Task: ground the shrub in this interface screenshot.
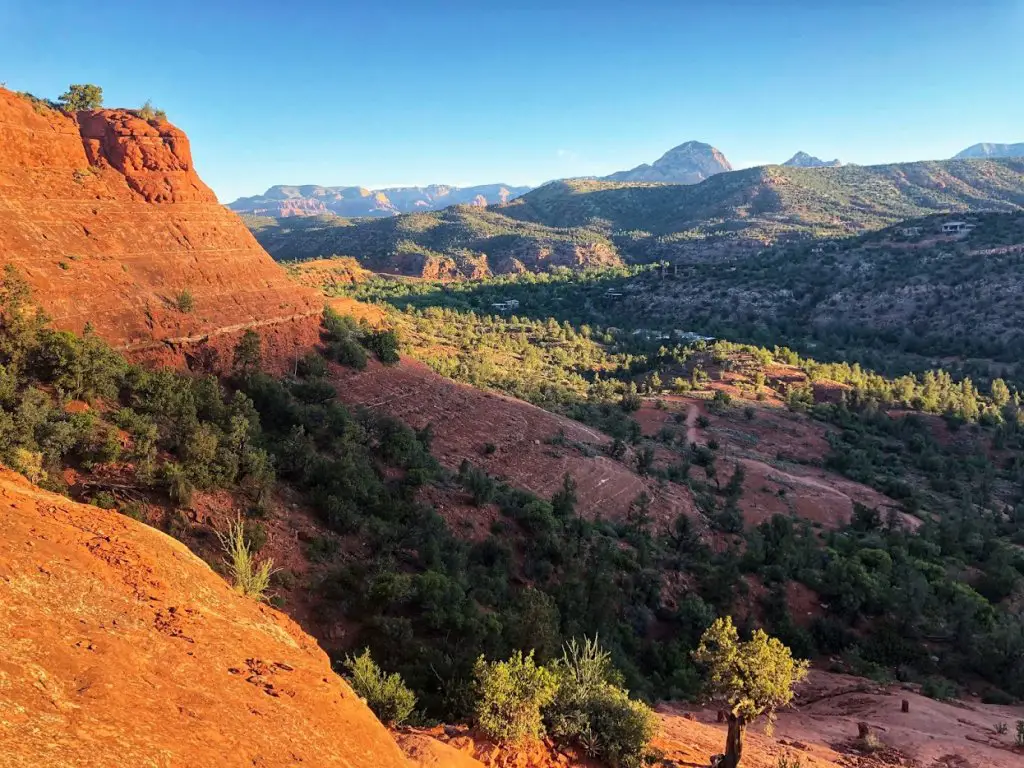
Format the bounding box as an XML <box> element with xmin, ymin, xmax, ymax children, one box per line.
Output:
<box><xmin>921</xmin><ymin>676</ymin><xmax>956</xmax><ymax>701</ymax></box>
<box><xmin>1016</xmin><ymin>720</ymin><xmax>1024</xmax><ymax>748</ymax></box>
<box><xmin>296</xmin><ymin>352</ymin><xmax>328</xmax><ymax>378</ymax></box>
<box><xmin>365</xmin><ymin>328</ymin><xmax>401</xmax><ymax>364</ymax></box>
<box><xmin>136</xmin><ymin>100</ymin><xmax>167</xmax><ymax>121</ymax></box>
<box><xmin>90</xmin><ymin>491</ymin><xmax>117</xmax><ymax>509</ymax></box>
<box><xmin>546</xmin><ymin>638</ymin><xmax>656</xmax><ymax>768</ymax></box>
<box><xmin>120</xmin><ymin>501</ymin><xmax>146</xmax><ymax>521</ymax></box>
<box><xmin>217</xmin><ymin>516</ymin><xmax>275</xmax><ymax>601</ymax></box>
<box><xmin>995</xmin><ymin>721</ymin><xmax>1008</xmax><ymax>735</ymax></box>
<box><xmin>343</xmin><ymin>649</ymin><xmax>417</xmax><ymax>726</ymax></box>
<box><xmin>982</xmin><ymin>689</ymin><xmax>1016</xmax><ymax>705</ymax></box>
<box><xmin>474</xmin><ymin>651</ymin><xmax>557</xmax><ymax>744</ymax></box>
<box><xmin>175</xmin><ymin>289</ymin><xmax>195</xmax><ymax>313</ymax></box>
<box><xmin>58</xmin><ymin>83</ymin><xmax>103</xmax><ymax>111</ymax></box>
<box><xmin>305</xmin><ymin>534</ymin><xmax>341</xmax><ymax>563</ymax></box>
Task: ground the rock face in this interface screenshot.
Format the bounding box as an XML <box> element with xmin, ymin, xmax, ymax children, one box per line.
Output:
<box><xmin>0</xmin><ymin>467</ymin><xmax>411</xmax><ymax>768</ymax></box>
<box><xmin>783</xmin><ymin>151</ymin><xmax>842</xmax><ymax>168</ymax></box>
<box><xmin>229</xmin><ymin>182</ymin><xmax>533</xmax><ymax>218</ymax></box>
<box><xmin>604</xmin><ymin>140</ymin><xmax>732</xmax><ymax>184</ymax></box>
<box><xmin>954</xmin><ymin>142</ymin><xmax>1024</xmax><ymax>159</ymax></box>
<box><xmin>0</xmin><ymin>88</ymin><xmax>321</xmax><ymax>352</ymax></box>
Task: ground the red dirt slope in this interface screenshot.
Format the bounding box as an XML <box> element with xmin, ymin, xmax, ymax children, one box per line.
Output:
<box><xmin>656</xmin><ymin>671</ymin><xmax>1024</xmax><ymax>768</ymax></box>
<box><xmin>0</xmin><ymin>468</ymin><xmax>410</xmax><ymax>768</ymax></box>
<box><xmin>332</xmin><ymin>357</ymin><xmax>693</xmax><ymax>523</ymax></box>
<box><xmin>0</xmin><ymin>88</ymin><xmax>321</xmax><ymax>354</ymax></box>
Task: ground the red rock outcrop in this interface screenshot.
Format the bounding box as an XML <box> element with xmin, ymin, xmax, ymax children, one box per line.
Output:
<box><xmin>0</xmin><ymin>467</ymin><xmax>411</xmax><ymax>767</ymax></box>
<box><xmin>0</xmin><ymin>88</ymin><xmax>321</xmax><ymax>353</ymax></box>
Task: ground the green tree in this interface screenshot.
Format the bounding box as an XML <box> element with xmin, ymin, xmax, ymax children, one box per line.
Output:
<box><xmin>233</xmin><ymin>330</ymin><xmax>262</xmax><ymax>375</ymax></box>
<box><xmin>693</xmin><ymin>617</ymin><xmax>809</xmax><ymax>768</ymax></box>
<box><xmin>58</xmin><ymin>84</ymin><xmax>103</xmax><ymax>111</ymax></box>
<box><xmin>991</xmin><ymin>378</ymin><xmax>1011</xmax><ymax>408</ymax></box>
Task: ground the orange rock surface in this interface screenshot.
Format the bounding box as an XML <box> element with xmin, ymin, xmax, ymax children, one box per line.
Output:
<box><xmin>0</xmin><ymin>468</ymin><xmax>411</xmax><ymax>768</ymax></box>
<box><xmin>0</xmin><ymin>88</ymin><xmax>321</xmax><ymax>353</ymax></box>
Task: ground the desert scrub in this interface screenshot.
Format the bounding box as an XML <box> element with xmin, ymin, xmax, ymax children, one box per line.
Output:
<box><xmin>474</xmin><ymin>651</ymin><xmax>556</xmax><ymax>744</ymax></box>
<box><xmin>218</xmin><ymin>516</ymin><xmax>275</xmax><ymax>601</ymax></box>
<box><xmin>343</xmin><ymin>649</ymin><xmax>417</xmax><ymax>726</ymax></box>
<box><xmin>175</xmin><ymin>289</ymin><xmax>195</xmax><ymax>313</ymax></box>
<box><xmin>545</xmin><ymin>637</ymin><xmax>657</xmax><ymax>768</ymax></box>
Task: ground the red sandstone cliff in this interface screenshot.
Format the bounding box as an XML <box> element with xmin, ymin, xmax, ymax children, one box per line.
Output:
<box><xmin>0</xmin><ymin>88</ymin><xmax>321</xmax><ymax>353</ymax></box>
<box><xmin>0</xmin><ymin>467</ymin><xmax>411</xmax><ymax>767</ymax></box>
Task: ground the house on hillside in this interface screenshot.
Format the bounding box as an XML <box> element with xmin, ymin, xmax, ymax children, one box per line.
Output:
<box><xmin>491</xmin><ymin>299</ymin><xmax>520</xmax><ymax>312</ymax></box>
<box><xmin>899</xmin><ymin>226</ymin><xmax>922</xmax><ymax>237</ymax></box>
<box><xmin>603</xmin><ymin>288</ymin><xmax>624</xmax><ymax>299</ymax></box>
<box><xmin>673</xmin><ymin>330</ymin><xmax>716</xmax><ymax>344</ymax></box>
<box><xmin>941</xmin><ymin>221</ymin><xmax>975</xmax><ymax>235</ymax></box>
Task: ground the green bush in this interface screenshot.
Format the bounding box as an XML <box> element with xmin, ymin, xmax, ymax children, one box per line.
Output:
<box><xmin>175</xmin><ymin>289</ymin><xmax>195</xmax><ymax>313</ymax></box>
<box><xmin>136</xmin><ymin>100</ymin><xmax>167</xmax><ymax>121</ymax></box>
<box><xmin>217</xmin><ymin>516</ymin><xmax>275</xmax><ymax>601</ymax></box>
<box><xmin>545</xmin><ymin>638</ymin><xmax>656</xmax><ymax>768</ymax></box>
<box><xmin>474</xmin><ymin>651</ymin><xmax>557</xmax><ymax>744</ymax></box>
<box><xmin>160</xmin><ymin>462</ymin><xmax>194</xmax><ymax>507</ymax></box>
<box><xmin>921</xmin><ymin>676</ymin><xmax>957</xmax><ymax>701</ymax></box>
<box><xmin>89</xmin><ymin>490</ymin><xmax>117</xmax><ymax>509</ymax></box>
<box><xmin>343</xmin><ymin>649</ymin><xmax>417</xmax><ymax>726</ymax></box>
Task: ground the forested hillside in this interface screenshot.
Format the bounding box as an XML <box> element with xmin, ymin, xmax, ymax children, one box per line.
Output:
<box><xmin>247</xmin><ymin>158</ymin><xmax>1024</xmax><ymax>274</ymax></box>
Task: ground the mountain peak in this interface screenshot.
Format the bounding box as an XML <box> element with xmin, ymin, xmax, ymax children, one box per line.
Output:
<box><xmin>954</xmin><ymin>142</ymin><xmax>1024</xmax><ymax>159</ymax></box>
<box><xmin>783</xmin><ymin>151</ymin><xmax>842</xmax><ymax>168</ymax></box>
<box><xmin>604</xmin><ymin>140</ymin><xmax>732</xmax><ymax>184</ymax></box>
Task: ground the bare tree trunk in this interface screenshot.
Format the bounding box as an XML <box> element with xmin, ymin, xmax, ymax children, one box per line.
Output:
<box><xmin>720</xmin><ymin>713</ymin><xmax>746</xmax><ymax>768</ymax></box>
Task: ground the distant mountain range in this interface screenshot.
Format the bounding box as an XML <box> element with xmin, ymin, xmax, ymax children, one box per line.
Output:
<box><xmin>783</xmin><ymin>151</ymin><xmax>842</xmax><ymax>168</ymax></box>
<box><xmin>232</xmin><ymin>139</ymin><xmax>1020</xmax><ymax>221</ymax></box>
<box><xmin>228</xmin><ymin>183</ymin><xmax>532</xmax><ymax>218</ymax></box>
<box><xmin>245</xmin><ymin>157</ymin><xmax>1024</xmax><ymax>277</ymax></box>
<box><xmin>954</xmin><ymin>142</ymin><xmax>1024</xmax><ymax>159</ymax></box>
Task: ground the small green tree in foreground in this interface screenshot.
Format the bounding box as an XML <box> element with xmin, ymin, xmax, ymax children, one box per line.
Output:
<box><xmin>217</xmin><ymin>516</ymin><xmax>274</xmax><ymax>601</ymax></box>
<box><xmin>693</xmin><ymin>617</ymin><xmax>809</xmax><ymax>768</ymax></box>
<box><xmin>343</xmin><ymin>649</ymin><xmax>417</xmax><ymax>725</ymax></box>
<box><xmin>58</xmin><ymin>84</ymin><xmax>103</xmax><ymax>111</ymax></box>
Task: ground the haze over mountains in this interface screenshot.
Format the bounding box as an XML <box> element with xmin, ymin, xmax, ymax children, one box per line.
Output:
<box><xmin>228</xmin><ymin>183</ymin><xmax>532</xmax><ymax>218</ymax></box>
<box><xmin>229</xmin><ymin>141</ymin><xmax>857</xmax><ymax>217</ymax></box>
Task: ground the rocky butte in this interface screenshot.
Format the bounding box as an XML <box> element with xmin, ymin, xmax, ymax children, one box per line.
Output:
<box><xmin>0</xmin><ymin>87</ymin><xmax>322</xmax><ymax>363</ymax></box>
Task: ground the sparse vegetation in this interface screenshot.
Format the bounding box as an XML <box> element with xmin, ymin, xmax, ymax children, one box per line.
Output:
<box><xmin>217</xmin><ymin>516</ymin><xmax>275</xmax><ymax>601</ymax></box>
<box><xmin>474</xmin><ymin>651</ymin><xmax>557</xmax><ymax>744</ymax></box>
<box><xmin>343</xmin><ymin>649</ymin><xmax>417</xmax><ymax>726</ymax></box>
<box><xmin>136</xmin><ymin>99</ymin><xmax>167</xmax><ymax>121</ymax></box>
<box><xmin>175</xmin><ymin>289</ymin><xmax>195</xmax><ymax>313</ymax></box>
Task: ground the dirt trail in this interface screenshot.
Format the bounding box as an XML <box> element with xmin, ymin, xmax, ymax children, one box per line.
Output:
<box><xmin>686</xmin><ymin>402</ymin><xmax>701</xmax><ymax>445</ymax></box>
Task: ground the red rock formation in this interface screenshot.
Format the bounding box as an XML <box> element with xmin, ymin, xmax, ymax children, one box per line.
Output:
<box><xmin>0</xmin><ymin>467</ymin><xmax>411</xmax><ymax>767</ymax></box>
<box><xmin>0</xmin><ymin>88</ymin><xmax>321</xmax><ymax>354</ymax></box>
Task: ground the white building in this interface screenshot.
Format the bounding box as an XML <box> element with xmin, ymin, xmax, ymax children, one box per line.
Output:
<box><xmin>941</xmin><ymin>221</ymin><xmax>975</xmax><ymax>235</ymax></box>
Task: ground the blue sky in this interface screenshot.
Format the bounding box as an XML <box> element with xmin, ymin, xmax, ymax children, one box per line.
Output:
<box><xmin>2</xmin><ymin>1</ymin><xmax>1022</xmax><ymax>202</ymax></box>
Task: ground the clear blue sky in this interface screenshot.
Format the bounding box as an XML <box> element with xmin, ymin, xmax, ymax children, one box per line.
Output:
<box><xmin>2</xmin><ymin>0</ymin><xmax>1022</xmax><ymax>202</ymax></box>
